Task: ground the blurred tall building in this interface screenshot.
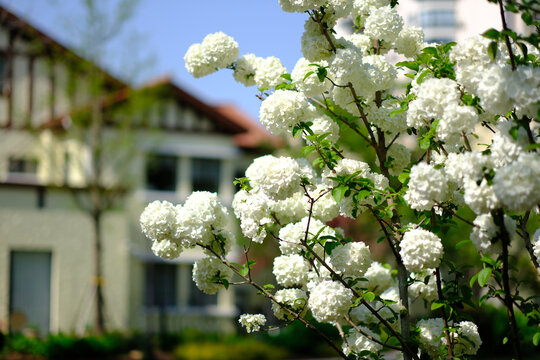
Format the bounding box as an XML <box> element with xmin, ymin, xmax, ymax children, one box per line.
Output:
<box><xmin>0</xmin><ymin>5</ymin><xmax>274</xmax><ymax>335</ymax></box>
<box><xmin>397</xmin><ymin>0</ymin><xmax>531</xmax><ymax>43</ymax></box>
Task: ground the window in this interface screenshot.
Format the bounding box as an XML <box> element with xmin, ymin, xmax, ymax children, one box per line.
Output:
<box><xmin>191</xmin><ymin>158</ymin><xmax>220</xmax><ymax>193</ymax></box>
<box><xmin>8</xmin><ymin>157</ymin><xmax>38</xmax><ymax>174</ymax></box>
<box><xmin>144</xmin><ymin>263</ymin><xmax>177</xmax><ymax>308</ymax></box>
<box><xmin>0</xmin><ymin>54</ymin><xmax>8</xmax><ymax>95</ymax></box>
<box><xmin>146</xmin><ymin>154</ymin><xmax>177</xmax><ymax>191</ymax></box>
<box><xmin>420</xmin><ymin>9</ymin><xmax>455</xmax><ymax>27</ymax></box>
<box><xmin>6</xmin><ymin>157</ymin><xmax>39</xmax><ymax>184</ymax></box>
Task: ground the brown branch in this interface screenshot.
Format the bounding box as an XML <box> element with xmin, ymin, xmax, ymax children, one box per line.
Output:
<box><xmin>344</xmin><ymin>316</ymin><xmax>403</xmax><ymax>352</ymax></box>
<box><xmin>498</xmin><ymin>0</ymin><xmax>517</xmax><ymax>71</ymax></box>
<box><xmin>435</xmin><ymin>268</ymin><xmax>454</xmax><ymax>359</ymax></box>
<box><xmin>497</xmin><ymin>209</ymin><xmax>522</xmax><ymax>359</ymax></box>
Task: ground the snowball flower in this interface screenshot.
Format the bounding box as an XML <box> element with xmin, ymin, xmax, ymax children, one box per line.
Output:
<box><xmin>532</xmin><ymin>229</ymin><xmax>540</xmax><ymax>263</ymax></box>
<box><xmin>140</xmin><ymin>200</ymin><xmax>179</xmax><ymax>242</ymax></box>
<box><xmin>273</xmin><ymin>254</ymin><xmax>310</xmax><ymax>287</ymax></box>
<box><xmin>417</xmin><ymin>318</ymin><xmax>445</xmax><ymax>358</ymax></box>
<box><xmin>279</xmin><ymin>217</ymin><xmax>336</xmax><ymax>255</ymax></box>
<box><xmin>151</xmin><ymin>238</ymin><xmax>182</xmax><ymax>259</ymax></box>
<box><xmin>184</xmin><ymin>32</ymin><xmax>239</xmax><ymax>78</ymax></box>
<box><xmin>238</xmin><ymin>314</ymin><xmax>266</xmax><ymax>333</ymax></box>
<box><xmin>492</xmin><ymin>152</ymin><xmax>540</xmax><ymax>212</ymax></box>
<box><xmin>357</xmin><ymin>262</ymin><xmax>393</xmax><ymax>294</ymax></box>
<box><xmin>400</xmin><ymin>228</ymin><xmax>443</xmax><ymax>273</ymax></box>
<box><xmin>192</xmin><ymin>256</ymin><xmax>233</xmax><ymax>295</ymax></box>
<box><xmin>343</xmin><ymin>327</ymin><xmax>382</xmax><ymax>355</ymax></box>
<box><xmin>246</xmin><ymin>155</ymin><xmax>302</xmax><ymax>201</ymax></box>
<box><xmin>259</xmin><ymin>90</ymin><xmax>315</xmax><ymax>135</ymax></box>
<box><xmin>309</xmin><ymin>280</ymin><xmax>353</xmax><ymax>323</ymax></box>
<box><xmin>278</xmin><ymin>0</ymin><xmax>325</xmax><ymax>13</ymax></box>
<box><xmin>232</xmin><ymin>190</ymin><xmax>272</xmax><ymax>243</ymax></box>
<box><xmin>328</xmin><ymin>242</ymin><xmax>372</xmax><ymax>277</ymax></box>
<box><xmin>438</xmin><ymin>103</ymin><xmax>478</xmax><ymax>141</ymax></box>
<box><xmin>409</xmin><ymin>270</ymin><xmax>438</xmax><ymax>302</ymax></box>
<box><xmin>463</xmin><ymin>178</ymin><xmax>500</xmax><ymax>214</ymax></box>
<box><xmin>272</xmin><ymin>288</ymin><xmax>308</xmax><ymax>321</ymax></box>
<box><xmin>233</xmin><ymin>53</ymin><xmax>260</xmax><ymax>86</ymax></box>
<box><xmin>291</xmin><ymin>58</ymin><xmax>332</xmax><ymax>97</ymax></box>
<box><xmin>253</xmin><ymin>56</ymin><xmax>287</xmax><ymax>89</ymax></box>
<box><xmin>453</xmin><ymin>321</ymin><xmax>482</xmax><ymax>355</ymax></box>
<box><xmin>404</xmin><ymin>162</ymin><xmax>448</xmax><ymax>211</ymax></box>
<box><xmin>364</xmin><ymin>6</ymin><xmax>403</xmax><ymax>43</ymax></box>
<box><xmin>394</xmin><ymin>26</ymin><xmax>424</xmax><ymax>57</ymax></box>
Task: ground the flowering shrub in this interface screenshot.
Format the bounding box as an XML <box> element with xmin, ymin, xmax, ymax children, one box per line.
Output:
<box><xmin>141</xmin><ymin>1</ymin><xmax>540</xmax><ymax>359</ymax></box>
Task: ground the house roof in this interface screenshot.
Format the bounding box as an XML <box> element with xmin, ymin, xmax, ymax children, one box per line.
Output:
<box><xmin>0</xmin><ymin>5</ymin><xmax>277</xmax><ymax>149</ymax></box>
<box><xmin>0</xmin><ymin>5</ymin><xmax>126</xmax><ymax>90</ymax></box>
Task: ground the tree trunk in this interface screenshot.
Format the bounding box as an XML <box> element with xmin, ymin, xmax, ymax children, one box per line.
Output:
<box><xmin>93</xmin><ymin>211</ymin><xmax>106</xmax><ymax>334</ymax></box>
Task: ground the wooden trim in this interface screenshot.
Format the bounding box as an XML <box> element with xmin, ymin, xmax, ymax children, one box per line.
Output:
<box><xmin>6</xmin><ymin>28</ymin><xmax>15</xmax><ymax>127</ymax></box>
<box><xmin>27</xmin><ymin>54</ymin><xmax>34</xmax><ymax>127</ymax></box>
<box><xmin>48</xmin><ymin>55</ymin><xmax>55</xmax><ymax>121</ymax></box>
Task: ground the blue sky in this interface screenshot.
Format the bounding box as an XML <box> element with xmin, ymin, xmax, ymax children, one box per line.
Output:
<box><xmin>1</xmin><ymin>0</ymin><xmax>308</xmax><ymax>120</ymax></box>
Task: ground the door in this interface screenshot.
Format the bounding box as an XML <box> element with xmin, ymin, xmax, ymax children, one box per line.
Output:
<box><xmin>9</xmin><ymin>251</ymin><xmax>52</xmax><ymax>335</ymax></box>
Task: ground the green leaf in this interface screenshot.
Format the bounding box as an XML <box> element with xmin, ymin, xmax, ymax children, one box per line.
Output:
<box><xmin>396</xmin><ymin>60</ymin><xmax>419</xmax><ymax>72</ymax></box>
<box><xmin>533</xmin><ymin>332</ymin><xmax>540</xmax><ymax>346</ymax></box>
<box><xmin>332</xmin><ymin>185</ymin><xmax>348</xmax><ymax>203</ymax></box>
<box><xmin>488</xmin><ymin>41</ymin><xmax>498</xmax><ymax>61</ymax></box>
<box><xmin>456</xmin><ymin>239</ymin><xmax>472</xmax><ymax>249</ymax></box>
<box><xmin>503</xmin><ymin>336</ymin><xmax>509</xmax><ymax>345</ymax></box>
<box><xmin>481</xmin><ymin>256</ymin><xmax>496</xmax><ymax>266</ymax></box>
<box><xmin>470</xmin><ymin>272</ymin><xmax>479</xmax><ymax>288</ymax></box>
<box><xmin>431</xmin><ymin>301</ymin><xmax>445</xmax><ymax>311</ymax></box>
<box><xmin>398</xmin><ymin>171</ymin><xmax>410</xmax><ymax>184</ymax></box>
<box><xmin>478</xmin><ymin>268</ymin><xmax>492</xmax><ymax>287</ymax></box>
<box><xmin>522</xmin><ymin>11</ymin><xmax>533</xmax><ymax>26</ymax></box>
<box><xmin>363</xmin><ymin>292</ymin><xmax>376</xmax><ymax>303</ymax></box>
<box><xmin>419</xmin><ymin>135</ymin><xmax>431</xmax><ymax>150</ymax></box>
<box><xmin>280</xmin><ymin>73</ymin><xmax>292</xmax><ymax>81</ymax></box>
<box><xmin>525</xmin><ymin>143</ymin><xmax>540</xmax><ymax>151</ymax></box>
<box><xmin>303</xmin><ymin>71</ymin><xmax>314</xmax><ymax>81</ymax></box>
<box><xmin>483</xmin><ymin>28</ymin><xmax>500</xmax><ymax>40</ymax></box>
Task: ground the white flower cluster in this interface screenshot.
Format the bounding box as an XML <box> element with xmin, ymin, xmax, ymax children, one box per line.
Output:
<box><xmin>470</xmin><ymin>213</ymin><xmax>516</xmax><ymax>253</ymax></box>
<box><xmin>279</xmin><ymin>216</ymin><xmax>336</xmax><ymax>255</ymax></box>
<box><xmin>322</xmin><ymin>158</ymin><xmax>388</xmax><ymax>218</ymax></box>
<box><xmin>453</xmin><ymin>321</ymin><xmax>483</xmax><ymax>356</ymax></box>
<box><xmin>417</xmin><ymin>318</ymin><xmax>445</xmax><ymax>358</ymax></box>
<box><xmin>358</xmin><ymin>262</ymin><xmax>393</xmax><ymax>294</ymax></box>
<box><xmin>417</xmin><ymin>318</ymin><xmax>482</xmax><ymax>357</ymax></box>
<box><xmin>185</xmin><ymin>32</ymin><xmax>239</xmax><ymax>78</ymax></box>
<box><xmin>192</xmin><ymin>256</ymin><xmax>233</xmax><ymax>295</ymax></box>
<box><xmin>329</xmin><ymin>241</ymin><xmax>372</xmax><ymax>277</ymax></box>
<box><xmin>343</xmin><ymin>327</ymin><xmax>382</xmax><ymax>355</ymax></box>
<box><xmin>238</xmin><ymin>313</ymin><xmax>266</xmax><ymax>333</ymax></box>
<box><xmin>141</xmin><ymin>192</ymin><xmax>231</xmax><ymax>259</ymax></box>
<box><xmin>394</xmin><ymin>26</ymin><xmax>424</xmax><ymax>58</ymax></box>
<box><xmin>259</xmin><ymin>90</ymin><xmax>315</xmax><ymax>135</ymax></box>
<box><xmin>291</xmin><ymin>58</ymin><xmax>332</xmax><ymax>97</ymax></box>
<box><xmin>451</xmin><ymin>35</ymin><xmax>540</xmax><ymax>118</ymax></box>
<box><xmin>364</xmin><ymin>6</ymin><xmax>403</xmax><ymax>44</ymax></box>
<box><xmin>278</xmin><ymin>0</ymin><xmax>325</xmax><ymax>13</ymax></box>
<box><xmin>246</xmin><ymin>155</ymin><xmax>311</xmax><ymax>201</ymax></box>
<box><xmin>233</xmin><ymin>54</ymin><xmax>288</xmax><ymax>88</ymax></box>
<box><xmin>409</xmin><ymin>269</ymin><xmax>438</xmax><ymax>302</ymax></box>
<box><xmin>532</xmin><ymin>229</ymin><xmax>540</xmax><ymax>263</ymax></box>
<box><xmin>308</xmin><ymin>280</ymin><xmax>352</xmax><ymax>323</ymax></box>
<box><xmin>400</xmin><ymin>228</ymin><xmax>443</xmax><ymax>273</ymax></box>
<box><xmin>272</xmin><ymin>288</ymin><xmax>308</xmax><ymax>321</ymax></box>
<box><xmin>273</xmin><ymin>254</ymin><xmax>310</xmax><ymax>287</ymax></box>
<box><xmin>404</xmin><ymin>162</ymin><xmax>448</xmax><ymax>211</ymax></box>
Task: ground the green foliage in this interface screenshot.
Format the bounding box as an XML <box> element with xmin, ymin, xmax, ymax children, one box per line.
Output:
<box><xmin>173</xmin><ymin>339</ymin><xmax>287</xmax><ymax>360</ymax></box>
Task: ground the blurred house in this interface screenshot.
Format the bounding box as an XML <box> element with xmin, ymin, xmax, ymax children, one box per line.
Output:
<box><xmin>0</xmin><ymin>6</ymin><xmax>274</xmax><ymax>336</ymax></box>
